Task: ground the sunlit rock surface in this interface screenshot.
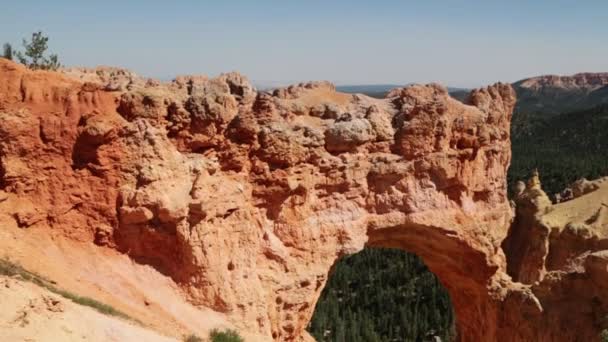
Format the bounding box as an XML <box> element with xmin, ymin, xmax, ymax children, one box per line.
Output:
<box><xmin>1</xmin><ymin>59</ymin><xmax>607</xmax><ymax>341</ymax></box>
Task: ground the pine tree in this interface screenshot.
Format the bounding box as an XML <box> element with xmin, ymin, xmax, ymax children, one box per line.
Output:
<box><xmin>14</xmin><ymin>31</ymin><xmax>61</xmax><ymax>70</ymax></box>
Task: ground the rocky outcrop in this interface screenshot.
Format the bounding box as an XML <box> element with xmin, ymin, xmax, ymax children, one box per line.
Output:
<box><xmin>555</xmin><ymin>177</ymin><xmax>608</xmax><ymax>203</ymax></box>
<box><xmin>502</xmin><ymin>171</ymin><xmax>553</xmax><ymax>283</ymax></box>
<box><xmin>503</xmin><ymin>173</ymin><xmax>608</xmax><ymax>341</ymax></box>
<box><xmin>1</xmin><ymin>58</ymin><xmax>607</xmax><ymax>341</ymax></box>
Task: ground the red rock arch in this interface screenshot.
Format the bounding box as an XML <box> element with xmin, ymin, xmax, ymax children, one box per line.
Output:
<box><xmin>3</xmin><ymin>59</ymin><xmax>606</xmax><ymax>341</ymax></box>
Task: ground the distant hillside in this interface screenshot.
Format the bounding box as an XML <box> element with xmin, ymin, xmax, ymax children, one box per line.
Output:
<box><xmin>513</xmin><ymin>72</ymin><xmax>608</xmax><ymax>116</ymax></box>
<box><xmin>509</xmin><ymin>72</ymin><xmax>608</xmax><ymax>196</ymax></box>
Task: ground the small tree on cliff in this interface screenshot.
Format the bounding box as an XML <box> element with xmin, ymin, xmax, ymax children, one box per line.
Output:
<box><xmin>2</xmin><ymin>43</ymin><xmax>13</xmax><ymax>60</ymax></box>
<box><xmin>14</xmin><ymin>31</ymin><xmax>61</xmax><ymax>70</ymax></box>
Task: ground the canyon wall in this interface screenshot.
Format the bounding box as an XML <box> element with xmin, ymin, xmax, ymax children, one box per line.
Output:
<box><xmin>0</xmin><ymin>59</ymin><xmax>607</xmax><ymax>341</ymax></box>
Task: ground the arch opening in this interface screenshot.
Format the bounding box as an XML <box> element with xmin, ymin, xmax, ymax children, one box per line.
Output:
<box><xmin>308</xmin><ymin>247</ymin><xmax>455</xmax><ymax>341</ymax></box>
<box><xmin>306</xmin><ymin>220</ymin><xmax>504</xmax><ymax>342</ymax></box>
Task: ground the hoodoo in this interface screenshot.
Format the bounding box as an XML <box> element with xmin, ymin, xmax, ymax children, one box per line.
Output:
<box><xmin>1</xmin><ymin>58</ymin><xmax>607</xmax><ymax>341</ymax></box>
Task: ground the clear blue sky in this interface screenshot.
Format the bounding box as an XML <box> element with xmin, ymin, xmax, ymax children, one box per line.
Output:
<box><xmin>1</xmin><ymin>1</ymin><xmax>607</xmax><ymax>87</ymax></box>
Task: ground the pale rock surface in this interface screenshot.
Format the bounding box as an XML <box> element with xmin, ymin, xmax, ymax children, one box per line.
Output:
<box><xmin>0</xmin><ymin>275</ymin><xmax>177</xmax><ymax>342</ymax></box>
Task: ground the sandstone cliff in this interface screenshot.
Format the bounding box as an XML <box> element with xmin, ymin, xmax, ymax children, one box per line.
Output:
<box><xmin>0</xmin><ymin>58</ymin><xmax>607</xmax><ymax>341</ymax></box>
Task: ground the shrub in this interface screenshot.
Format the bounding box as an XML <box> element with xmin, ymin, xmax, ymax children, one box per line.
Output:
<box><xmin>2</xmin><ymin>43</ymin><xmax>12</xmax><ymax>60</ymax></box>
<box><xmin>209</xmin><ymin>328</ymin><xmax>244</xmax><ymax>342</ymax></box>
<box><xmin>183</xmin><ymin>334</ymin><xmax>203</xmax><ymax>342</ymax></box>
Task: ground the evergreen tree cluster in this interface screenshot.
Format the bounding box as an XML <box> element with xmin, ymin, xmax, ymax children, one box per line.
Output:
<box><xmin>509</xmin><ymin>104</ymin><xmax>608</xmax><ymax>196</ymax></box>
<box><xmin>308</xmin><ymin>248</ymin><xmax>454</xmax><ymax>342</ymax></box>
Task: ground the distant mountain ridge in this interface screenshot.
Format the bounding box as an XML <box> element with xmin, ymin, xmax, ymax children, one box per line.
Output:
<box><xmin>513</xmin><ymin>72</ymin><xmax>608</xmax><ymax>115</ymax></box>
<box><xmin>256</xmin><ymin>72</ymin><xmax>608</xmax><ymax>114</ymax></box>
<box><xmin>515</xmin><ymin>72</ymin><xmax>608</xmax><ymax>91</ymax></box>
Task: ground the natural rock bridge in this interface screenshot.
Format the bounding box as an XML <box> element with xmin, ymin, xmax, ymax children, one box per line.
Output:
<box><xmin>0</xmin><ymin>59</ymin><xmax>607</xmax><ymax>341</ymax></box>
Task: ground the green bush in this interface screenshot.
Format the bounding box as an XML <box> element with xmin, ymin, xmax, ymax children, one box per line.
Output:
<box><xmin>209</xmin><ymin>328</ymin><xmax>244</xmax><ymax>342</ymax></box>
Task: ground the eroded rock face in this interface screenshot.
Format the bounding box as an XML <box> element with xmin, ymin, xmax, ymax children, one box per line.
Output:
<box><xmin>0</xmin><ymin>59</ymin><xmax>607</xmax><ymax>341</ymax></box>
<box><xmin>503</xmin><ymin>175</ymin><xmax>608</xmax><ymax>341</ymax></box>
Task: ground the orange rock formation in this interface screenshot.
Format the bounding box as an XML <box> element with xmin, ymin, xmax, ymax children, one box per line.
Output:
<box><xmin>0</xmin><ymin>59</ymin><xmax>607</xmax><ymax>341</ymax></box>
